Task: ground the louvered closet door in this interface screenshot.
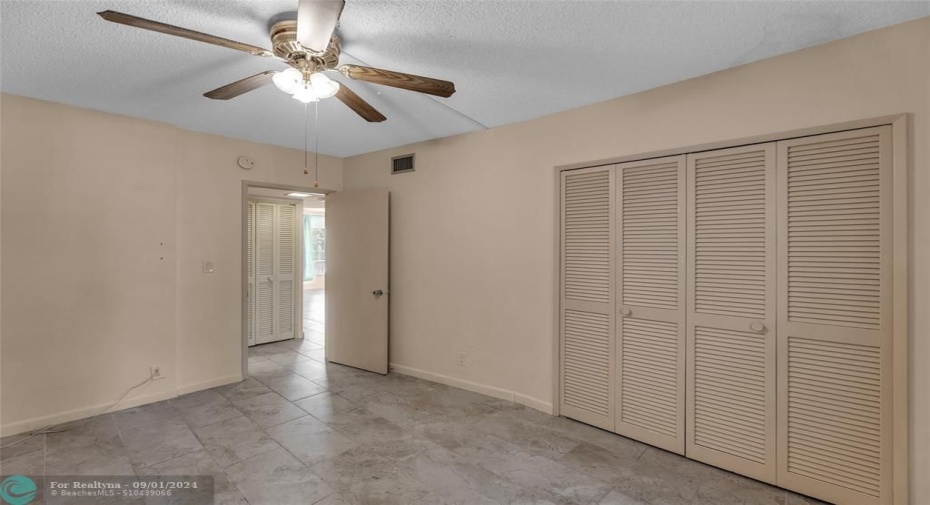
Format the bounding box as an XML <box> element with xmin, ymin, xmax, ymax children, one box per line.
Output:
<box><xmin>275</xmin><ymin>203</ymin><xmax>297</xmax><ymax>341</ymax></box>
<box><xmin>248</xmin><ymin>201</ymin><xmax>255</xmax><ymax>346</ymax></box>
<box><xmin>615</xmin><ymin>155</ymin><xmax>686</xmax><ymax>454</ymax></box>
<box><xmin>776</xmin><ymin>127</ymin><xmax>893</xmax><ymax>504</ymax></box>
<box><xmin>255</xmin><ymin>202</ymin><xmax>276</xmax><ymax>345</ymax></box>
<box><xmin>560</xmin><ymin>166</ymin><xmax>615</xmax><ymax>430</ymax></box>
<box><xmin>686</xmin><ymin>144</ymin><xmax>777</xmax><ymax>483</ymax></box>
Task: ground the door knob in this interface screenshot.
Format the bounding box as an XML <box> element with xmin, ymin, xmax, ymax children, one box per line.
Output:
<box><xmin>621</xmin><ymin>307</ymin><xmax>631</xmax><ymax>317</ymax></box>
<box><xmin>372</xmin><ymin>289</ymin><xmax>385</xmax><ymax>297</ymax></box>
<box><xmin>750</xmin><ymin>322</ymin><xmax>765</xmax><ymax>333</ymax></box>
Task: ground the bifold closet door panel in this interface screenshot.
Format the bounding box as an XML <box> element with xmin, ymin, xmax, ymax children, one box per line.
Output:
<box><xmin>776</xmin><ymin>126</ymin><xmax>893</xmax><ymax>504</ymax></box>
<box><xmin>615</xmin><ymin>155</ymin><xmax>686</xmax><ymax>454</ymax></box>
<box><xmin>248</xmin><ymin>201</ymin><xmax>255</xmax><ymax>346</ymax></box>
<box><xmin>255</xmin><ymin>201</ymin><xmax>276</xmax><ymax>344</ymax></box>
<box><xmin>253</xmin><ymin>200</ymin><xmax>298</xmax><ymax>345</ymax></box>
<box><xmin>275</xmin><ymin>203</ymin><xmax>297</xmax><ymax>340</ymax></box>
<box><xmin>686</xmin><ymin>144</ymin><xmax>777</xmax><ymax>483</ymax></box>
<box><xmin>560</xmin><ymin>167</ymin><xmax>615</xmax><ymax>430</ymax></box>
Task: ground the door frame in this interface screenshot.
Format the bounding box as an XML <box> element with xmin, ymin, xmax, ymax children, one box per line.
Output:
<box><xmin>551</xmin><ymin>114</ymin><xmax>909</xmax><ymax>504</ymax></box>
<box><xmin>241</xmin><ymin>181</ymin><xmax>333</xmax><ymax>380</ymax></box>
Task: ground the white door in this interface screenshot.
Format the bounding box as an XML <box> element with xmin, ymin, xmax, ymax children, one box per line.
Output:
<box><xmin>775</xmin><ymin>126</ymin><xmax>893</xmax><ymax>504</ymax></box>
<box><xmin>685</xmin><ymin>144</ymin><xmax>777</xmax><ymax>483</ymax></box>
<box><xmin>275</xmin><ymin>203</ymin><xmax>298</xmax><ymax>342</ymax></box>
<box><xmin>325</xmin><ymin>189</ymin><xmax>389</xmax><ymax>374</ymax></box>
<box><xmin>252</xmin><ymin>200</ymin><xmax>298</xmax><ymax>345</ymax></box>
<box><xmin>556</xmin><ymin>127</ymin><xmax>903</xmax><ymax>503</ymax></box>
<box><xmin>559</xmin><ymin>167</ymin><xmax>615</xmax><ymax>431</ymax></box>
<box><xmin>615</xmin><ymin>155</ymin><xmax>686</xmax><ymax>454</ymax></box>
<box><xmin>248</xmin><ymin>201</ymin><xmax>255</xmax><ymax>346</ymax></box>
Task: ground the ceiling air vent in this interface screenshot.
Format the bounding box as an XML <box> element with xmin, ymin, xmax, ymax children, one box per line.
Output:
<box><xmin>392</xmin><ymin>154</ymin><xmax>415</xmax><ymax>174</ymax></box>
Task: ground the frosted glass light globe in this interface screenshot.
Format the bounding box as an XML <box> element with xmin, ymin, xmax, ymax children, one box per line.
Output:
<box><xmin>292</xmin><ymin>83</ymin><xmax>319</xmax><ymax>103</ymax></box>
<box><xmin>272</xmin><ymin>68</ymin><xmax>302</xmax><ymax>94</ymax></box>
<box><xmin>309</xmin><ymin>72</ymin><xmax>340</xmax><ymax>99</ymax></box>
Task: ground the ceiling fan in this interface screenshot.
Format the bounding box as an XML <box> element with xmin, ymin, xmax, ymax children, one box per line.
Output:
<box><xmin>97</xmin><ymin>0</ymin><xmax>457</xmax><ymax>123</ymax></box>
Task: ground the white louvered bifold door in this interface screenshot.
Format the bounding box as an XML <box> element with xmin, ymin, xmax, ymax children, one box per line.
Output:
<box><xmin>255</xmin><ymin>202</ymin><xmax>276</xmax><ymax>345</ymax></box>
<box><xmin>275</xmin><ymin>203</ymin><xmax>297</xmax><ymax>341</ymax></box>
<box><xmin>686</xmin><ymin>144</ymin><xmax>777</xmax><ymax>483</ymax></box>
<box><xmin>560</xmin><ymin>166</ymin><xmax>615</xmax><ymax>430</ymax></box>
<box><xmin>248</xmin><ymin>201</ymin><xmax>256</xmax><ymax>346</ymax></box>
<box><xmin>252</xmin><ymin>200</ymin><xmax>299</xmax><ymax>345</ymax></box>
<box><xmin>775</xmin><ymin>127</ymin><xmax>893</xmax><ymax>504</ymax></box>
<box><xmin>614</xmin><ymin>155</ymin><xmax>686</xmax><ymax>454</ymax></box>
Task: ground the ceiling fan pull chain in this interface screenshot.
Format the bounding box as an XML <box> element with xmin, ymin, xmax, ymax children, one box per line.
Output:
<box><xmin>314</xmin><ymin>100</ymin><xmax>320</xmax><ymax>188</ymax></box>
<box><xmin>303</xmin><ymin>103</ymin><xmax>309</xmax><ymax>175</ymax></box>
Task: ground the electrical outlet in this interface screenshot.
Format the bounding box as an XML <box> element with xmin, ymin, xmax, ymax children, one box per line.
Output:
<box><xmin>456</xmin><ymin>352</ymin><xmax>467</xmax><ymax>367</ymax></box>
<box><xmin>150</xmin><ymin>366</ymin><xmax>165</xmax><ymax>381</ymax></box>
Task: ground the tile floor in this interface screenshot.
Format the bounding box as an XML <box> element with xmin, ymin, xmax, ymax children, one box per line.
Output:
<box><xmin>0</xmin><ymin>339</ymin><xmax>825</xmax><ymax>505</ymax></box>
<box><xmin>303</xmin><ymin>288</ymin><xmax>324</xmax><ymax>343</ymax></box>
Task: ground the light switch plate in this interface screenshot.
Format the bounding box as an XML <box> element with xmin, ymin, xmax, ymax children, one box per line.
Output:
<box><xmin>202</xmin><ymin>260</ymin><xmax>215</xmax><ymax>273</ymax></box>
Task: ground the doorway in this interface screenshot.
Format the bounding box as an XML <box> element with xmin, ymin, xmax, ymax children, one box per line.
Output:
<box><xmin>301</xmin><ymin>199</ymin><xmax>326</xmax><ymax>353</ymax></box>
<box><xmin>240</xmin><ymin>184</ymin><xmax>391</xmax><ymax>381</ymax></box>
<box><xmin>242</xmin><ymin>183</ymin><xmax>328</xmax><ymax>379</ymax></box>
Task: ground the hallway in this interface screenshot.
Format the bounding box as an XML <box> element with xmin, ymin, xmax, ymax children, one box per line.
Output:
<box><xmin>303</xmin><ymin>287</ymin><xmax>325</xmax><ymax>349</ymax></box>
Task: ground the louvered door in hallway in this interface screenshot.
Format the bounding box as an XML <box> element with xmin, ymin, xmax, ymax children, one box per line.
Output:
<box><xmin>249</xmin><ymin>199</ymin><xmax>299</xmax><ymax>346</ymax></box>
<box><xmin>558</xmin><ymin>122</ymin><xmax>904</xmax><ymax>505</ymax></box>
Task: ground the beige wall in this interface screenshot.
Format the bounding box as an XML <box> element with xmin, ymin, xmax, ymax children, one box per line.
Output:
<box><xmin>175</xmin><ymin>130</ymin><xmax>340</xmax><ymax>391</ymax></box>
<box><xmin>343</xmin><ymin>17</ymin><xmax>930</xmax><ymax>502</ymax></box>
<box><xmin>0</xmin><ymin>94</ymin><xmax>342</xmax><ymax>435</ymax></box>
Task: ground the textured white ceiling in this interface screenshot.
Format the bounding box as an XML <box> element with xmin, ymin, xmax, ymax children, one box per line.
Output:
<box><xmin>2</xmin><ymin>1</ymin><xmax>929</xmax><ymax>157</ymax></box>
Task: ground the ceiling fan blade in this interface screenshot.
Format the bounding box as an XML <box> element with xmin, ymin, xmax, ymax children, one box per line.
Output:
<box><xmin>339</xmin><ymin>65</ymin><xmax>455</xmax><ymax>98</ymax></box>
<box><xmin>204</xmin><ymin>71</ymin><xmax>277</xmax><ymax>100</ymax></box>
<box><xmin>335</xmin><ymin>84</ymin><xmax>386</xmax><ymax>122</ymax></box>
<box><xmin>98</xmin><ymin>10</ymin><xmax>273</xmax><ymax>57</ymax></box>
<box><xmin>297</xmin><ymin>0</ymin><xmax>345</xmax><ymax>54</ymax></box>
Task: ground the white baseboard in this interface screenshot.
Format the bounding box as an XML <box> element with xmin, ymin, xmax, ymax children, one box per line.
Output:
<box><xmin>388</xmin><ymin>363</ymin><xmax>552</xmax><ymax>415</ymax></box>
<box><xmin>1</xmin><ymin>374</ymin><xmax>244</xmax><ymax>438</ymax></box>
<box><xmin>0</xmin><ymin>388</ymin><xmax>177</xmax><ymax>438</ymax></box>
<box><xmin>514</xmin><ymin>392</ymin><xmax>554</xmax><ymax>415</ymax></box>
<box><xmin>176</xmin><ymin>374</ymin><xmax>242</xmax><ymax>396</ymax></box>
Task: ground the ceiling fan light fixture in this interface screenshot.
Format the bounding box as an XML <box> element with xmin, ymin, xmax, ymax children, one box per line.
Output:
<box><xmin>273</xmin><ymin>67</ymin><xmax>302</xmax><ymax>94</ymax></box>
<box><xmin>292</xmin><ymin>83</ymin><xmax>320</xmax><ymax>103</ymax></box>
<box><xmin>96</xmin><ymin>3</ymin><xmax>453</xmax><ymax>122</ymax></box>
<box><xmin>309</xmin><ymin>72</ymin><xmax>340</xmax><ymax>99</ymax></box>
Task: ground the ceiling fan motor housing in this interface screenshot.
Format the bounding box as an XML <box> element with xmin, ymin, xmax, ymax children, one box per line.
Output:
<box><xmin>271</xmin><ymin>20</ymin><xmax>341</xmax><ymax>74</ymax></box>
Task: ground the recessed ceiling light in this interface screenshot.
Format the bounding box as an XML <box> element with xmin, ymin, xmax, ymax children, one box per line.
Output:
<box><xmin>286</xmin><ymin>192</ymin><xmax>314</xmax><ymax>197</ymax></box>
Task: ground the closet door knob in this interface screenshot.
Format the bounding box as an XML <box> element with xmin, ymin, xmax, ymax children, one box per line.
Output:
<box><xmin>621</xmin><ymin>308</ymin><xmax>631</xmax><ymax>317</ymax></box>
<box><xmin>750</xmin><ymin>322</ymin><xmax>765</xmax><ymax>333</ymax></box>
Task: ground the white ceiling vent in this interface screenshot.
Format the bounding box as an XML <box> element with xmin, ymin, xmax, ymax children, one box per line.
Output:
<box><xmin>392</xmin><ymin>154</ymin><xmax>415</xmax><ymax>174</ymax></box>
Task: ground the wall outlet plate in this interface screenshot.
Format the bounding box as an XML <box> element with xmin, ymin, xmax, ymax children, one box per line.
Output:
<box><xmin>456</xmin><ymin>352</ymin><xmax>467</xmax><ymax>367</ymax></box>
